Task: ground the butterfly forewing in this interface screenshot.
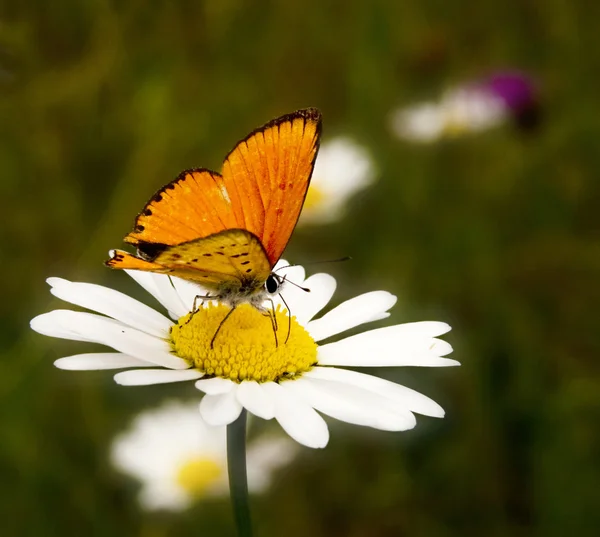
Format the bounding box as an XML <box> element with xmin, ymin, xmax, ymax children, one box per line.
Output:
<box><xmin>221</xmin><ymin>108</ymin><xmax>321</xmax><ymax>266</ymax></box>
<box><xmin>124</xmin><ymin>169</ymin><xmax>238</xmax><ymax>247</ymax></box>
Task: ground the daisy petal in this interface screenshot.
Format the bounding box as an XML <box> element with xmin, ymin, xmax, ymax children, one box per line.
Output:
<box><xmin>195</xmin><ymin>377</ymin><xmax>235</xmax><ymax>395</ymax></box>
<box><xmin>152</xmin><ymin>275</ymin><xmax>189</xmax><ymax>319</ymax></box>
<box><xmin>199</xmin><ymin>391</ymin><xmax>243</xmax><ymax>426</ymax></box>
<box><xmin>170</xmin><ymin>276</ymin><xmax>210</xmax><ymax>312</ymax></box>
<box><xmin>375</xmin><ymin>321</ymin><xmax>452</xmax><ymax>338</ymax></box>
<box><xmin>124</xmin><ymin>269</ymin><xmax>162</xmax><ymax>304</ymax></box>
<box><xmin>275</xmin><ymin>264</ymin><xmax>305</xmax><ymax>285</ymax></box>
<box><xmin>114</xmin><ymin>369</ymin><xmax>204</xmax><ymax>386</ymax></box>
<box><xmin>31</xmin><ymin>312</ymin><xmax>95</xmax><ymax>343</ymax></box>
<box><xmin>236</xmin><ymin>381</ymin><xmax>275</xmax><ymax>420</ymax></box>
<box><xmin>32</xmin><ymin>310</ymin><xmax>188</xmax><ymax>369</ymax></box>
<box><xmin>307</xmin><ymin>291</ymin><xmax>397</xmax><ymax>341</ymax></box>
<box><xmin>306</xmin><ymin>367</ymin><xmax>446</xmax><ymax>418</ymax></box>
<box><xmin>318</xmin><ymin>327</ymin><xmax>458</xmax><ymax>367</ymax></box>
<box><xmin>54</xmin><ymin>352</ymin><xmax>154</xmax><ymax>370</ymax></box>
<box><xmin>124</xmin><ymin>270</ymin><xmax>187</xmax><ymax>320</ymax></box>
<box><xmin>261</xmin><ymin>382</ymin><xmax>329</xmax><ymax>448</ymax></box>
<box><xmin>283</xmin><ymin>376</ymin><xmax>415</xmax><ymax>431</ymax></box>
<box><xmin>47</xmin><ymin>277</ymin><xmax>172</xmax><ymax>338</ymax></box>
<box><xmin>292</xmin><ymin>273</ymin><xmax>337</xmax><ymax>325</ymax></box>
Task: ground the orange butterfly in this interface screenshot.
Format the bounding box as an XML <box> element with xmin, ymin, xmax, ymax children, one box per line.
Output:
<box><xmin>107</xmin><ymin>108</ymin><xmax>322</xmax><ymax>327</ymax></box>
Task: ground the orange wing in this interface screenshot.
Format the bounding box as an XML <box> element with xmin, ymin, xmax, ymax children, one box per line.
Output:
<box><xmin>122</xmin><ymin>109</ymin><xmax>322</xmax><ymax>267</ymax></box>
<box><xmin>124</xmin><ymin>169</ymin><xmax>238</xmax><ymax>248</ymax></box>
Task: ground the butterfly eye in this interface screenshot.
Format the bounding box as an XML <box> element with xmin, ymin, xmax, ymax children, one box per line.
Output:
<box><xmin>265</xmin><ymin>274</ymin><xmax>280</xmax><ymax>294</ymax></box>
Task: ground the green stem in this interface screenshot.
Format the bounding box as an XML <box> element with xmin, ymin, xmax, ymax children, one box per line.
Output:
<box><xmin>227</xmin><ymin>409</ymin><xmax>253</xmax><ymax>537</ymax></box>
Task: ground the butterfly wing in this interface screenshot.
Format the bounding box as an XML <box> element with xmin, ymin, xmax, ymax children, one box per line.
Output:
<box><xmin>120</xmin><ymin>109</ymin><xmax>322</xmax><ymax>269</ymax></box>
<box><xmin>124</xmin><ymin>168</ymin><xmax>239</xmax><ymax>248</ymax></box>
<box><xmin>221</xmin><ymin>108</ymin><xmax>322</xmax><ymax>265</ymax></box>
<box><xmin>107</xmin><ymin>229</ymin><xmax>271</xmax><ymax>290</ymax></box>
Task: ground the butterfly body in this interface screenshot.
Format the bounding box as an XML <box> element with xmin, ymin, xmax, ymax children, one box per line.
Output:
<box><xmin>107</xmin><ymin>108</ymin><xmax>322</xmax><ymax>314</ymax></box>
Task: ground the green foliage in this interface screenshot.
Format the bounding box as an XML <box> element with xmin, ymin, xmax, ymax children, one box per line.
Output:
<box><xmin>1</xmin><ymin>0</ymin><xmax>599</xmax><ymax>535</ymax></box>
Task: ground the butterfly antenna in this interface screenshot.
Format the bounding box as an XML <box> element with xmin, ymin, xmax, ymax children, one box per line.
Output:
<box><xmin>210</xmin><ymin>306</ymin><xmax>237</xmax><ymax>349</ymax></box>
<box><xmin>285</xmin><ymin>279</ymin><xmax>311</xmax><ymax>293</ymax></box>
<box><xmin>275</xmin><ymin>256</ymin><xmax>352</xmax><ymax>272</ymax></box>
<box><xmin>278</xmin><ymin>292</ymin><xmax>293</xmax><ymax>344</ymax></box>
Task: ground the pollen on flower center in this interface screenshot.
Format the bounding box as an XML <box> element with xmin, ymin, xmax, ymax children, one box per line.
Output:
<box><xmin>170</xmin><ymin>303</ymin><xmax>317</xmax><ymax>383</ymax></box>
<box><xmin>176</xmin><ymin>456</ymin><xmax>223</xmax><ymax>497</ymax></box>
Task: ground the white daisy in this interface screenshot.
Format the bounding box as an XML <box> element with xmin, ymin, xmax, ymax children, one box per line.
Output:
<box><xmin>30</xmin><ymin>261</ymin><xmax>459</xmax><ymax>449</ymax></box>
<box><xmin>111</xmin><ymin>399</ymin><xmax>296</xmax><ymax>511</ymax></box>
<box><xmin>389</xmin><ymin>87</ymin><xmax>506</xmax><ymax>143</ymax></box>
<box><xmin>299</xmin><ymin>137</ymin><xmax>375</xmax><ymax>225</ymax></box>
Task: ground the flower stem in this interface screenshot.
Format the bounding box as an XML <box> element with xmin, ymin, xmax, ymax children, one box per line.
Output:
<box><xmin>227</xmin><ymin>409</ymin><xmax>253</xmax><ymax>537</ymax></box>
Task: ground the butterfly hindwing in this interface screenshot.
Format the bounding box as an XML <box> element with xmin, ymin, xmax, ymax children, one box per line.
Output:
<box><xmin>150</xmin><ymin>229</ymin><xmax>271</xmax><ymax>288</ymax></box>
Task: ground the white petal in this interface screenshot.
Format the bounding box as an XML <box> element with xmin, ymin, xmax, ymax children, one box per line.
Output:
<box><xmin>276</xmin><ymin>264</ymin><xmax>305</xmax><ymax>285</ymax></box>
<box><xmin>125</xmin><ymin>270</ymin><xmax>187</xmax><ymax>320</ymax></box>
<box><xmin>47</xmin><ymin>277</ymin><xmax>172</xmax><ymax>338</ymax></box>
<box><xmin>373</xmin><ymin>321</ymin><xmax>452</xmax><ymax>338</ymax></box>
<box><xmin>307</xmin><ymin>291</ymin><xmax>397</xmax><ymax>341</ymax></box>
<box><xmin>199</xmin><ymin>391</ymin><xmax>243</xmax><ymax>426</ymax></box>
<box><xmin>54</xmin><ymin>352</ymin><xmax>154</xmax><ymax>370</ymax></box>
<box><xmin>390</xmin><ymin>104</ymin><xmax>445</xmax><ymax>142</ymax></box>
<box><xmin>31</xmin><ymin>312</ymin><xmax>95</xmax><ymax>342</ymax></box>
<box><xmin>124</xmin><ymin>269</ymin><xmax>162</xmax><ymax>304</ymax></box>
<box><xmin>170</xmin><ymin>276</ymin><xmax>209</xmax><ymax>312</ymax></box>
<box><xmin>317</xmin><ymin>327</ymin><xmax>458</xmax><ymax>367</ymax></box>
<box><xmin>32</xmin><ymin>310</ymin><xmax>188</xmax><ymax>369</ymax></box>
<box><xmin>283</xmin><ymin>376</ymin><xmax>415</xmax><ymax>431</ymax></box>
<box><xmin>261</xmin><ymin>382</ymin><xmax>329</xmax><ymax>448</ymax></box>
<box><xmin>246</xmin><ymin>436</ymin><xmax>298</xmax><ymax>492</ymax></box>
<box><xmin>306</xmin><ymin>367</ymin><xmax>445</xmax><ymax>417</ymax></box>
<box><xmin>290</xmin><ymin>273</ymin><xmax>337</xmax><ymax>325</ymax></box>
<box><xmin>114</xmin><ymin>368</ymin><xmax>204</xmax><ymax>386</ymax></box>
<box><xmin>139</xmin><ymin>484</ymin><xmax>190</xmax><ymax>512</ymax></box>
<box><xmin>236</xmin><ymin>381</ymin><xmax>275</xmax><ymax>420</ymax></box>
<box><xmin>152</xmin><ymin>275</ymin><xmax>189</xmax><ymax>319</ymax></box>
<box><xmin>195</xmin><ymin>377</ymin><xmax>235</xmax><ymax>395</ymax></box>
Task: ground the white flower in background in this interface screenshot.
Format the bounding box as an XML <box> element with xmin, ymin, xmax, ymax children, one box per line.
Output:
<box><xmin>111</xmin><ymin>400</ymin><xmax>295</xmax><ymax>511</ymax></box>
<box><xmin>390</xmin><ymin>87</ymin><xmax>506</xmax><ymax>142</ymax></box>
<box><xmin>299</xmin><ymin>137</ymin><xmax>375</xmax><ymax>225</ymax></box>
<box><xmin>390</xmin><ymin>71</ymin><xmax>538</xmax><ymax>142</ymax></box>
<box><xmin>31</xmin><ymin>261</ymin><xmax>459</xmax><ymax>449</ymax></box>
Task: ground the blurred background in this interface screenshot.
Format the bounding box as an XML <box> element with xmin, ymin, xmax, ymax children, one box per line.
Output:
<box><xmin>1</xmin><ymin>1</ymin><xmax>599</xmax><ymax>536</ymax></box>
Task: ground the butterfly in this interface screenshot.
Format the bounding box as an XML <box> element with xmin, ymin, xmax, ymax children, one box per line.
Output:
<box><xmin>106</xmin><ymin>108</ymin><xmax>322</xmax><ymax>342</ymax></box>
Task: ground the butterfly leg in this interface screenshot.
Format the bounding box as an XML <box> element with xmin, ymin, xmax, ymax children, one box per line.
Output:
<box><xmin>192</xmin><ymin>293</ymin><xmax>215</xmax><ymax>312</ymax></box>
<box><xmin>184</xmin><ymin>294</ymin><xmax>217</xmax><ymax>326</ymax></box>
<box><xmin>210</xmin><ymin>306</ymin><xmax>237</xmax><ymax>349</ymax></box>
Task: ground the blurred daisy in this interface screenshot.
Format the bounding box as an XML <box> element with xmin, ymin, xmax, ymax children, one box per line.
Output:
<box><xmin>390</xmin><ymin>71</ymin><xmax>538</xmax><ymax>142</ymax></box>
<box><xmin>31</xmin><ymin>262</ymin><xmax>458</xmax><ymax>449</ymax></box>
<box><xmin>299</xmin><ymin>137</ymin><xmax>375</xmax><ymax>225</ymax></box>
<box><xmin>111</xmin><ymin>400</ymin><xmax>295</xmax><ymax>511</ymax></box>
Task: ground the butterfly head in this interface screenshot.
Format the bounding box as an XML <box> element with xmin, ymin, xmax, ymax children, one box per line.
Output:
<box><xmin>265</xmin><ymin>273</ymin><xmax>283</xmax><ymax>295</ymax></box>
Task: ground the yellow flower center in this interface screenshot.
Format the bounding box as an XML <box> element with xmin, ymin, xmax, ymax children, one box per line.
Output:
<box><xmin>176</xmin><ymin>456</ymin><xmax>223</xmax><ymax>497</ymax></box>
<box><xmin>170</xmin><ymin>303</ymin><xmax>317</xmax><ymax>383</ymax></box>
<box><xmin>303</xmin><ymin>183</ymin><xmax>325</xmax><ymax>210</ymax></box>
<box><xmin>444</xmin><ymin>116</ymin><xmax>470</xmax><ymax>136</ymax></box>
